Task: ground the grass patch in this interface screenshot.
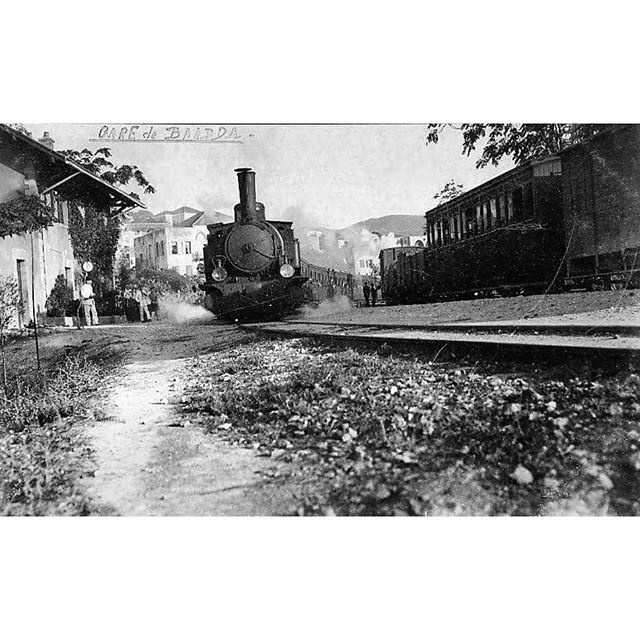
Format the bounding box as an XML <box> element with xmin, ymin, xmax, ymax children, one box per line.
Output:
<box><xmin>0</xmin><ymin>356</ymin><xmax>101</xmax><ymax>515</ymax></box>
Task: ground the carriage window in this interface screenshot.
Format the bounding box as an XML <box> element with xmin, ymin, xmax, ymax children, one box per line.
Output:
<box><xmin>512</xmin><ymin>187</ymin><xmax>524</xmax><ymax>219</ymax></box>
<box><xmin>490</xmin><ymin>198</ymin><xmax>498</xmax><ymax>227</ymax></box>
<box><xmin>523</xmin><ymin>183</ymin><xmax>534</xmax><ymax>218</ymax></box>
<box><xmin>498</xmin><ymin>195</ymin><xmax>505</xmax><ymax>225</ymax></box>
<box><xmin>465</xmin><ymin>207</ymin><xmax>476</xmax><ymax>235</ymax></box>
<box><xmin>482</xmin><ymin>202</ymin><xmax>490</xmax><ymax>231</ymax></box>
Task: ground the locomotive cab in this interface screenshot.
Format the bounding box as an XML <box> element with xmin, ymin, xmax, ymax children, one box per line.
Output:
<box><xmin>200</xmin><ymin>168</ymin><xmax>307</xmax><ymax>320</ymax></box>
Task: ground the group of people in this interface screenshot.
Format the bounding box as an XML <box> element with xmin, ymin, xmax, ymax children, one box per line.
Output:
<box><xmin>78</xmin><ymin>280</ymin><xmax>157</xmax><ymax>326</ymax></box>
<box><xmin>126</xmin><ymin>286</ymin><xmax>155</xmax><ymax>322</ymax></box>
<box><xmin>362</xmin><ymin>281</ymin><xmax>380</xmax><ymax>307</ymax></box>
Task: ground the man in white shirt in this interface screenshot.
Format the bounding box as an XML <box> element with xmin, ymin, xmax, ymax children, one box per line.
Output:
<box><xmin>81</xmin><ymin>280</ymin><xmax>99</xmax><ymax>326</ymax></box>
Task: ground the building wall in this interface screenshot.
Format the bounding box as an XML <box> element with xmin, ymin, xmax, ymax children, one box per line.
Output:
<box><xmin>134</xmin><ymin>226</ymin><xmax>204</xmax><ymax>276</ymax></box>
<box><xmin>0</xmin><ymin>163</ymin><xmax>76</xmax><ymax>327</ymax></box>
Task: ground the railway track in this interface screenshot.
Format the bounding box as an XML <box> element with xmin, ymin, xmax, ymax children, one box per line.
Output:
<box><xmin>243</xmin><ymin>319</ymin><xmax>640</xmax><ymax>364</ymax></box>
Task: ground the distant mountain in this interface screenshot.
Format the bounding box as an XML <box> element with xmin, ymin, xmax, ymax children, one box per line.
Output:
<box><xmin>343</xmin><ymin>214</ymin><xmax>424</xmax><ymax>237</ymax></box>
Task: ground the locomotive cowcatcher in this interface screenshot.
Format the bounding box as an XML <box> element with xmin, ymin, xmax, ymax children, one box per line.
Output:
<box><xmin>200</xmin><ymin>168</ymin><xmax>307</xmax><ymax>320</ymax></box>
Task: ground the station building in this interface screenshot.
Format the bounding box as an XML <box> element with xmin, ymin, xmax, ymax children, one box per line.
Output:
<box><xmin>0</xmin><ymin>125</ymin><xmax>143</xmax><ymax>327</ymax></box>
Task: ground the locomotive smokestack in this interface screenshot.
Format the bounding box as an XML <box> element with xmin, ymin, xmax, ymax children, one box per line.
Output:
<box><xmin>234</xmin><ymin>168</ymin><xmax>265</xmax><ymax>223</ymax></box>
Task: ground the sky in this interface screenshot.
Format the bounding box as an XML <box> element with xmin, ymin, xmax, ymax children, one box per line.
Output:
<box><xmin>27</xmin><ymin>124</ymin><xmax>512</xmax><ymax>229</ymax></box>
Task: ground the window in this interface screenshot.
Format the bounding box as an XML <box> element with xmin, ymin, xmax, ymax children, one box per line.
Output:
<box><xmin>498</xmin><ymin>195</ymin><xmax>506</xmax><ymax>225</ymax></box>
<box><xmin>184</xmin><ymin>241</ymin><xmax>191</xmax><ymax>254</ymax></box>
<box><xmin>161</xmin><ymin>241</ymin><xmax>165</xmax><ymax>255</ymax></box>
<box><xmin>155</xmin><ymin>242</ymin><xmax>159</xmax><ymax>257</ymax></box>
<box><xmin>443</xmin><ymin>216</ymin><xmax>451</xmax><ymax>244</ymax></box>
<box><xmin>465</xmin><ymin>207</ymin><xmax>476</xmax><ymax>236</ymax></box>
<box><xmin>171</xmin><ymin>241</ymin><xmax>179</xmax><ymax>254</ymax></box>
<box><xmin>524</xmin><ymin>183</ymin><xmax>534</xmax><ymax>218</ymax></box>
<box><xmin>476</xmin><ymin>204</ymin><xmax>482</xmax><ymax>233</ymax></box>
<box><xmin>490</xmin><ymin>198</ymin><xmax>498</xmax><ymax>227</ymax></box>
<box><xmin>482</xmin><ymin>202</ymin><xmax>490</xmax><ymax>231</ymax></box>
<box><xmin>507</xmin><ymin>192</ymin><xmax>514</xmax><ymax>221</ymax></box>
<box><xmin>512</xmin><ymin>187</ymin><xmax>524</xmax><ymax>219</ymax></box>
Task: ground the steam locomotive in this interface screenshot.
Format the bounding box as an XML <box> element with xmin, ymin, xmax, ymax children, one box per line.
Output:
<box><xmin>200</xmin><ymin>168</ymin><xmax>308</xmax><ymax>320</ymax></box>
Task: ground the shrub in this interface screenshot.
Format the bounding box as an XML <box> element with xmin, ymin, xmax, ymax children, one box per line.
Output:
<box><xmin>0</xmin><ymin>276</ymin><xmax>21</xmax><ymax>389</ymax></box>
<box><xmin>45</xmin><ymin>275</ymin><xmax>75</xmax><ymax>317</ymax></box>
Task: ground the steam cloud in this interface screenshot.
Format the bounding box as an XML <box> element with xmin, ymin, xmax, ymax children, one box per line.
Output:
<box><xmin>158</xmin><ymin>294</ymin><xmax>216</xmax><ymax>325</ymax></box>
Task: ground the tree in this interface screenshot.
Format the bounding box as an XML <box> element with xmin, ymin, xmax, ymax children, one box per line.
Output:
<box><xmin>58</xmin><ymin>147</ymin><xmax>155</xmax><ymax>200</ymax></box>
<box><xmin>58</xmin><ymin>146</ymin><xmax>156</xmax><ymax>296</ymax></box>
<box><xmin>0</xmin><ymin>276</ymin><xmax>21</xmax><ymax>390</ymax></box>
<box><xmin>425</xmin><ymin>124</ymin><xmax>609</xmax><ymax>168</ymax></box>
<box><xmin>433</xmin><ymin>179</ymin><xmax>464</xmax><ymax>205</ymax></box>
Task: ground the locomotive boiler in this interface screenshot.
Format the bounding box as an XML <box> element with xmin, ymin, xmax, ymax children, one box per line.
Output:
<box><xmin>200</xmin><ymin>168</ymin><xmax>307</xmax><ymax>320</ymax></box>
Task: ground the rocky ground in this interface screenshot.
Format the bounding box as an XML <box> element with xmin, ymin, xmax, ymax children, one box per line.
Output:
<box><xmin>183</xmin><ymin>336</ymin><xmax>640</xmax><ymax>515</ymax></box>
<box><xmin>1</xmin><ymin>290</ymin><xmax>639</xmax><ymax>516</ymax></box>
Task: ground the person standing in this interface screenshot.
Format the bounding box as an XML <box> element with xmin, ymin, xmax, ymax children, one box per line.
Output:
<box><xmin>135</xmin><ymin>286</ymin><xmax>152</xmax><ymax>323</ymax></box>
<box><xmin>81</xmin><ymin>280</ymin><xmax>99</xmax><ymax>326</ymax></box>
<box><xmin>362</xmin><ymin>282</ymin><xmax>371</xmax><ymax>307</ymax></box>
<box><xmin>370</xmin><ymin>282</ymin><xmax>378</xmax><ymax>307</ymax></box>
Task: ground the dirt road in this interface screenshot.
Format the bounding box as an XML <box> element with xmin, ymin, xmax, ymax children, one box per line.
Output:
<box><xmin>6</xmin><ymin>322</ymin><xmax>299</xmax><ymax>516</ymax></box>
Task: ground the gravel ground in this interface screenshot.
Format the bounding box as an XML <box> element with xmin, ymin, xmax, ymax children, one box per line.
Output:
<box><xmin>295</xmin><ymin>289</ymin><xmax>640</xmax><ymax>327</ymax></box>
<box><xmin>184</xmin><ymin>337</ymin><xmax>640</xmax><ymax>515</ymax></box>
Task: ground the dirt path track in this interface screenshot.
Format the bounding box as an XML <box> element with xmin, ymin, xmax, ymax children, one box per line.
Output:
<box><xmin>84</xmin><ymin>353</ymin><xmax>297</xmax><ymax>516</ymax></box>
<box><xmin>5</xmin><ymin>322</ymin><xmax>299</xmax><ymax>516</ymax></box>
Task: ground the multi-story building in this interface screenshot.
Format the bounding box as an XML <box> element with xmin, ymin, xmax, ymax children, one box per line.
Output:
<box><xmin>0</xmin><ymin>125</ymin><xmax>143</xmax><ymax>327</ymax></box>
<box><xmin>133</xmin><ymin>210</ymin><xmax>229</xmax><ymax>276</ymax></box>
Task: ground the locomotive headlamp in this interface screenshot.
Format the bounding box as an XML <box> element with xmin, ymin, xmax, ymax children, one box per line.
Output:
<box><xmin>212</xmin><ymin>266</ymin><xmax>228</xmax><ymax>282</ymax></box>
<box><xmin>279</xmin><ymin>263</ymin><xmax>295</xmax><ymax>278</ymax></box>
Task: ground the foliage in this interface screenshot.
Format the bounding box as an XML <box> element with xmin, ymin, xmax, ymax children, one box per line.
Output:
<box><xmin>67</xmin><ymin>200</ymin><xmax>122</xmax><ymax>297</ymax></box>
<box><xmin>425</xmin><ymin>124</ymin><xmax>609</xmax><ymax>168</ymax></box>
<box><xmin>0</xmin><ymin>276</ymin><xmax>20</xmax><ymax>333</ymax></box>
<box><xmin>0</xmin><ymin>276</ymin><xmax>22</xmax><ymax>389</ymax></box>
<box><xmin>125</xmin><ymin>266</ymin><xmax>197</xmax><ymax>297</ymax></box>
<box><xmin>58</xmin><ymin>147</ymin><xmax>156</xmax><ymax>199</ymax></box>
<box><xmin>0</xmin><ymin>195</ymin><xmax>56</xmax><ymax>238</ymax></box>
<box><xmin>8</xmin><ymin>123</ymin><xmax>33</xmax><ymax>137</ymax></box>
<box><xmin>60</xmin><ymin>145</ymin><xmax>156</xmax><ymax>299</ymax></box>
<box><xmin>45</xmin><ymin>275</ymin><xmax>75</xmax><ymax>317</ymax></box>
<box><xmin>0</xmin><ymin>355</ymin><xmax>100</xmax><ymax>515</ymax></box>
<box><xmin>115</xmin><ymin>264</ymin><xmax>202</xmax><ymax>319</ymax></box>
<box><xmin>433</xmin><ymin>179</ymin><xmax>464</xmax><ymax>205</ymax></box>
